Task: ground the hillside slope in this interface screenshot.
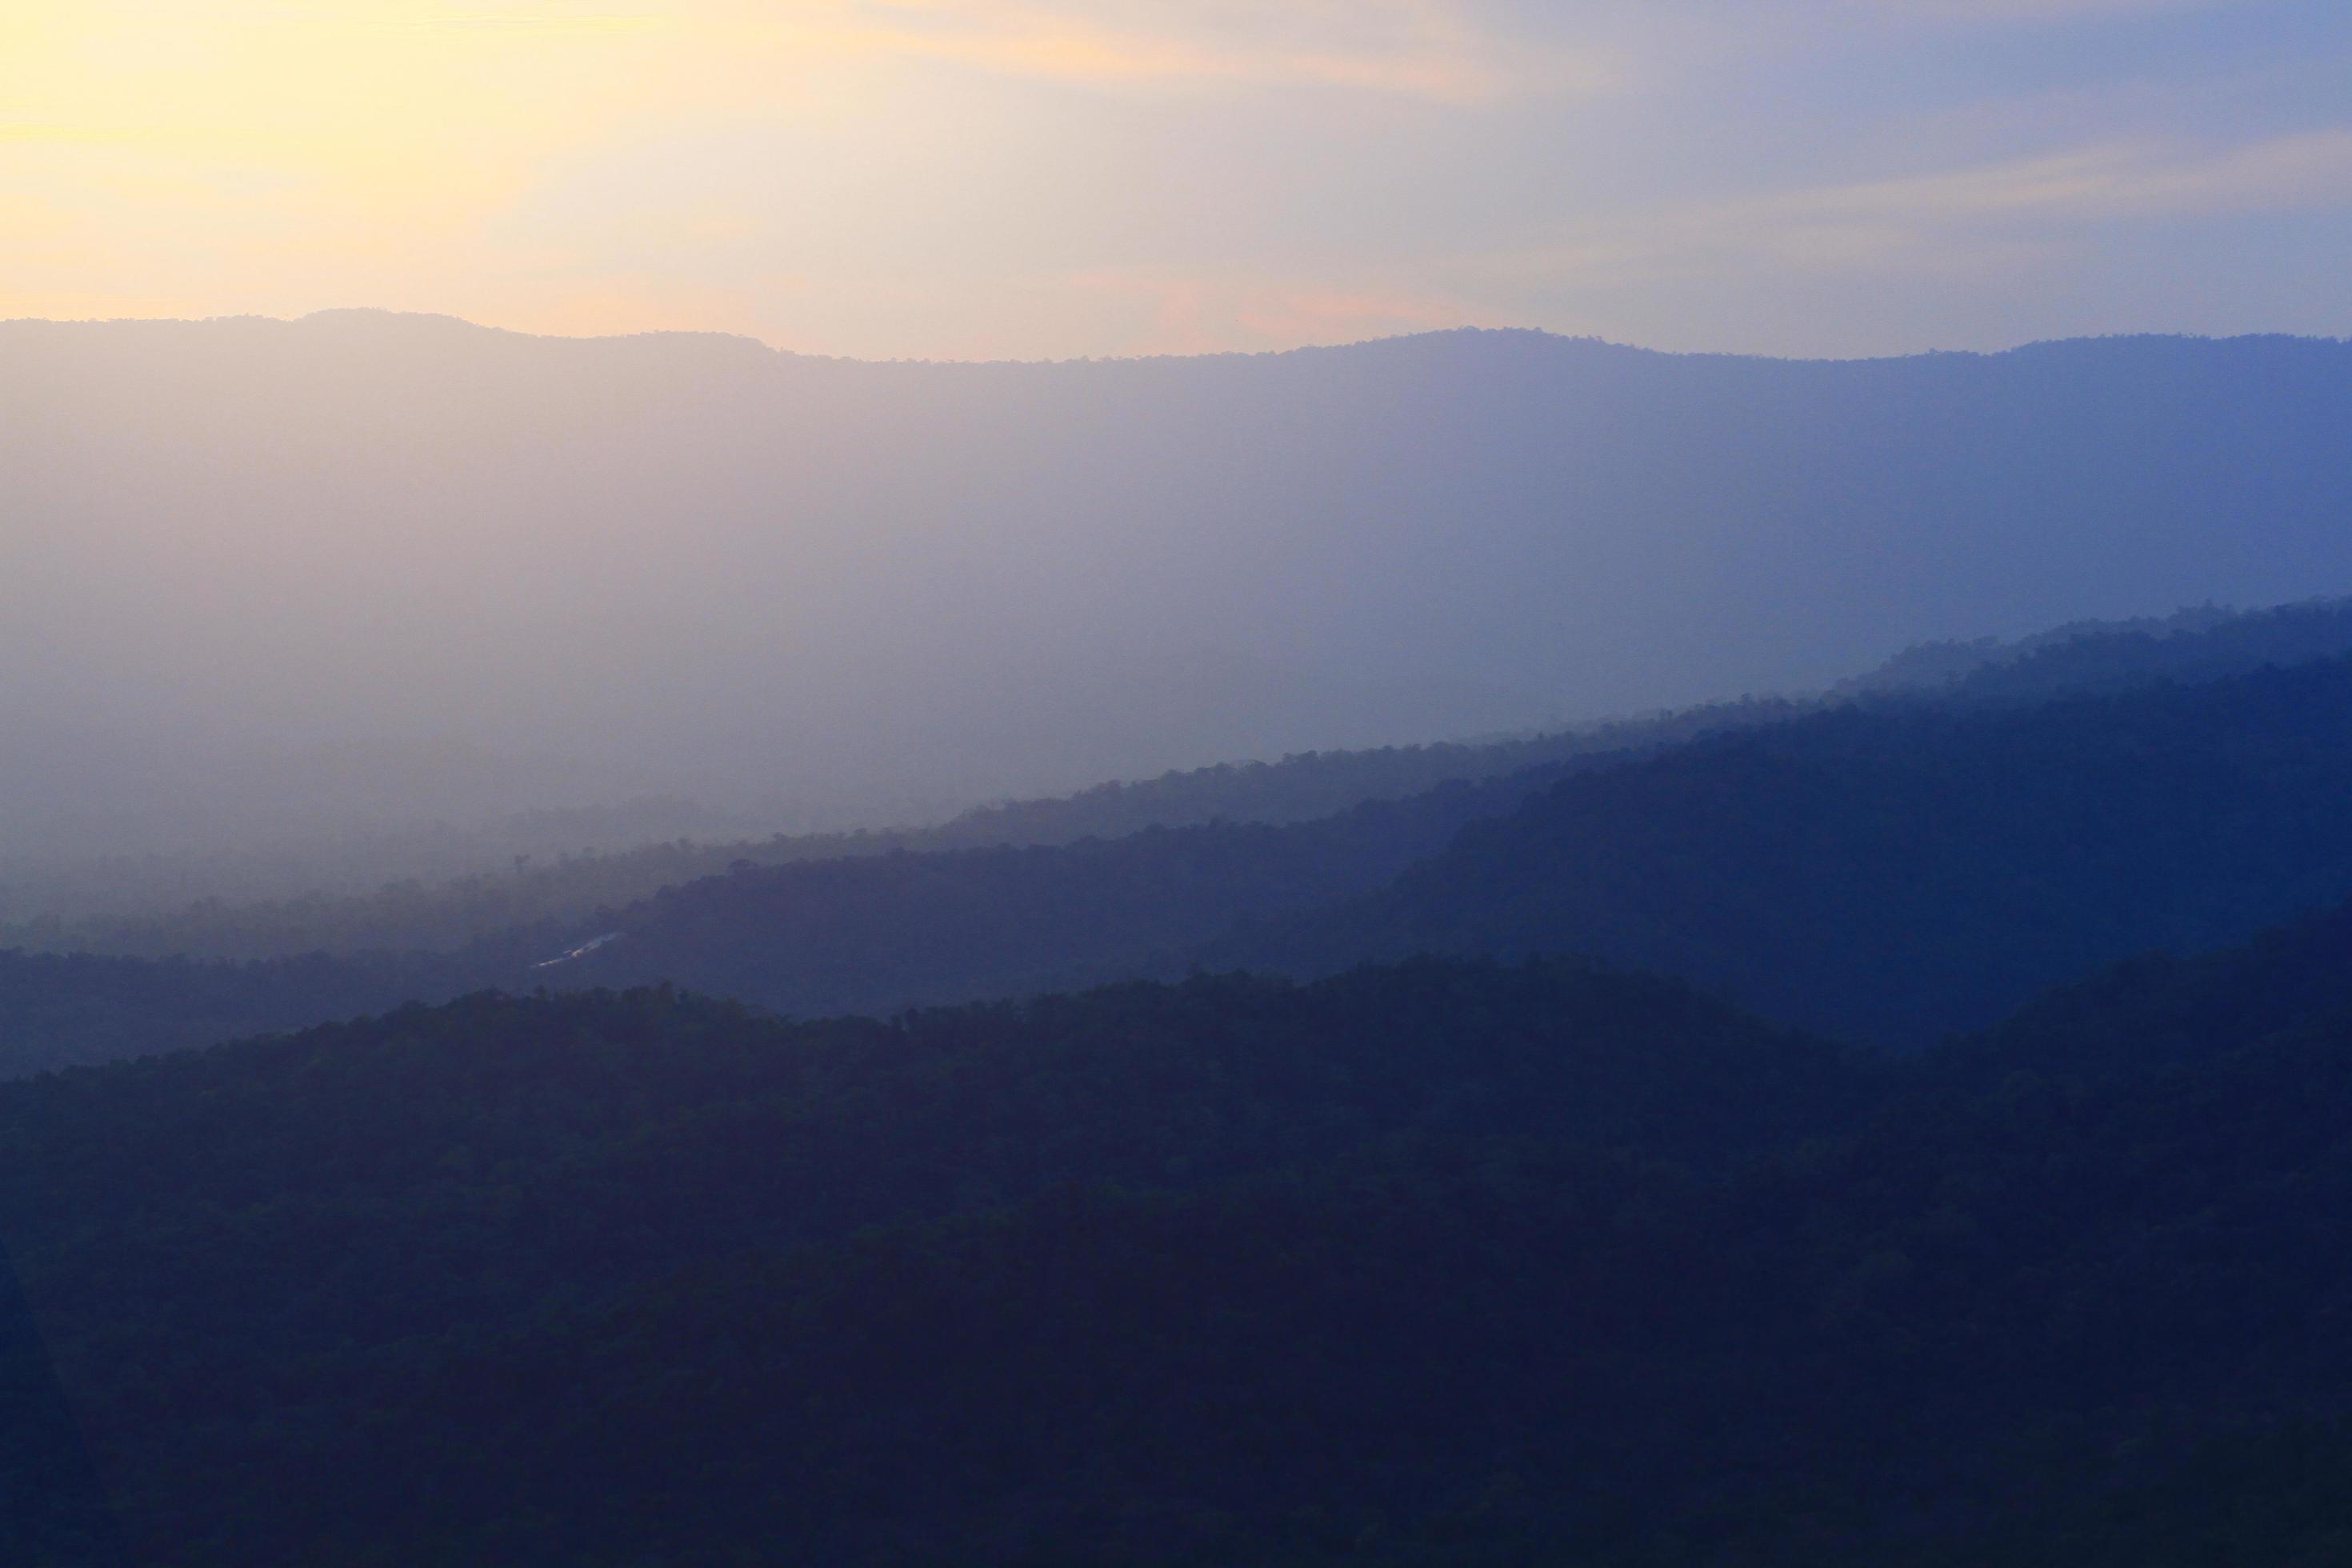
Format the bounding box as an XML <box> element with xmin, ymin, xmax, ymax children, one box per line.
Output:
<box><xmin>2</xmin><ymin>696</ymin><xmax>1802</xmax><ymax>963</ymax></box>
<box><xmin>17</xmin><ymin>599</ymin><xmax>2352</xmax><ymax>1075</ymax></box>
<box><xmin>1225</xmin><ymin>653</ymin><xmax>2352</xmax><ymax>1045</ymax></box>
<box><xmin>15</xmin><ymin>916</ymin><xmax>2352</xmax><ymax>1560</ymax></box>
<box><xmin>34</xmin><ymin>594</ymin><xmax>2352</xmax><ymax>967</ymax></box>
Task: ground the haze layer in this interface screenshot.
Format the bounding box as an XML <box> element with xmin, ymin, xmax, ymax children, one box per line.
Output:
<box><xmin>5</xmin><ymin>310</ymin><xmax>2347</xmax><ymax>853</ymax></box>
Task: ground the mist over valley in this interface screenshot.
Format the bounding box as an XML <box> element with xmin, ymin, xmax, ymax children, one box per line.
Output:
<box><xmin>9</xmin><ymin>312</ymin><xmax>2348</xmax><ymax>871</ymax></box>
<box><xmin>13</xmin><ymin>4</ymin><xmax>2352</xmax><ymax>1554</ymax></box>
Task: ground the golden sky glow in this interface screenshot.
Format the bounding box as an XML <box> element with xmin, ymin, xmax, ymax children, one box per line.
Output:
<box><xmin>3</xmin><ymin>1</ymin><xmax>2348</xmax><ymax>358</ymax></box>
<box><xmin>0</xmin><ymin>2</ymin><xmax>1569</xmax><ymax>353</ymax></box>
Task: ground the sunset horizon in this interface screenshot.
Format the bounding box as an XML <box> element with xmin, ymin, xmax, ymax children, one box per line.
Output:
<box><xmin>10</xmin><ymin>2</ymin><xmax>2347</xmax><ymax>359</ymax></box>
<box><xmin>11</xmin><ymin>5</ymin><xmax>2352</xmax><ymax>1562</ymax></box>
<box><xmin>14</xmin><ymin>300</ymin><xmax>2347</xmax><ymax>366</ymax></box>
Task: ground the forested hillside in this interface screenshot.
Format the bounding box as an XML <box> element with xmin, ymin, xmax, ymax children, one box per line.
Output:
<box><xmin>551</xmin><ymin>769</ymin><xmax>1568</xmax><ymax>1017</ymax></box>
<box><xmin>506</xmin><ymin>609</ymin><xmax>2352</xmax><ymax>1028</ymax></box>
<box><xmin>0</xmin><ymin>696</ymin><xmax>1803</xmax><ymax>964</ymax></box>
<box><xmin>0</xmin><ymin>767</ymin><xmax>1562</xmax><ymax>1078</ymax></box>
<box><xmin>0</xmin><ymin>1247</ymin><xmax>115</xmax><ymax>1565</ymax></box>
<box><xmin>0</xmin><ymin>959</ymin><xmax>1857</xmax><ymax>1563</ymax></box>
<box><xmin>14</xmin><ymin>599</ymin><xmax>2352</xmax><ymax>1077</ymax></box>
<box><xmin>1840</xmin><ymin>595</ymin><xmax>2352</xmax><ymax>703</ymax></box>
<box><xmin>1228</xmin><ymin>652</ymin><xmax>2352</xmax><ymax>1046</ymax></box>
<box><xmin>22</xmin><ymin>596</ymin><xmax>2352</xmax><ymax>969</ymax></box>
<box><xmin>14</xmin><ymin>910</ymin><xmax>2352</xmax><ymax>1562</ymax></box>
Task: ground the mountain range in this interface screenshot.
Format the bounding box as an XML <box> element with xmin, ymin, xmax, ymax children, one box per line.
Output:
<box><xmin>9</xmin><ymin>597</ymin><xmax>2352</xmax><ymax>1077</ymax></box>
<box><xmin>10</xmin><ymin>320</ymin><xmax>2352</xmax><ymax>1562</ymax></box>
<box><xmin>7</xmin><ymin>314</ymin><xmax>2350</xmax><ymax>857</ymax></box>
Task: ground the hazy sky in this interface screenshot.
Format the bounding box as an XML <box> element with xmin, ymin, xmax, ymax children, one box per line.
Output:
<box><xmin>6</xmin><ymin>1</ymin><xmax>2350</xmax><ymax>359</ymax></box>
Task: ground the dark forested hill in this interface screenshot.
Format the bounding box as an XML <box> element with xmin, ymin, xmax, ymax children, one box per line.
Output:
<box><xmin>16</xmin><ymin>914</ymin><xmax>2352</xmax><ymax>1562</ymax></box>
<box><xmin>0</xmin><ymin>1239</ymin><xmax>118</xmax><ymax>1565</ymax></box>
<box><xmin>1226</xmin><ymin>652</ymin><xmax>2352</xmax><ymax>1046</ymax></box>
<box><xmin>0</xmin><ymin>958</ymin><xmax>1864</xmax><ymax>1563</ymax></box>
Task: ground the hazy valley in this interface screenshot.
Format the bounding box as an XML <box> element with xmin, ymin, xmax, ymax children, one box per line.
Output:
<box><xmin>10</xmin><ymin>323</ymin><xmax>2352</xmax><ymax>1567</ymax></box>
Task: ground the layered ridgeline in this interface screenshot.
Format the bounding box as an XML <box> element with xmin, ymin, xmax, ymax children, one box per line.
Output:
<box><xmin>0</xmin><ymin>710</ymin><xmax>1778</xmax><ymax>1081</ymax></box>
<box><xmin>16</xmin><ymin>912</ymin><xmax>2352</xmax><ymax>1561</ymax></box>
<box><xmin>7</xmin><ymin>314</ymin><xmax>2351</xmax><ymax>862</ymax></box>
<box><xmin>1222</xmin><ymin>647</ymin><xmax>2352</xmax><ymax>1046</ymax></box>
<box><xmin>10</xmin><ymin>598</ymin><xmax>2352</xmax><ymax>1076</ymax></box>
<box><xmin>0</xmin><ymin>696</ymin><xmax>1804</xmax><ymax>963</ymax></box>
<box><xmin>20</xmin><ymin>595</ymin><xmax>2350</xmax><ymax>966</ymax></box>
<box><xmin>574</xmin><ymin>623</ymin><xmax>2352</xmax><ymax>1045</ymax></box>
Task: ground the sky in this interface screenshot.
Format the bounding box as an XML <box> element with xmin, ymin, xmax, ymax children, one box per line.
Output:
<box><xmin>4</xmin><ymin>0</ymin><xmax>2350</xmax><ymax>360</ymax></box>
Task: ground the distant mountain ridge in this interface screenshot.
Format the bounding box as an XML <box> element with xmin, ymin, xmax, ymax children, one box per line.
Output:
<box><xmin>1838</xmin><ymin>598</ymin><xmax>2352</xmax><ymax>702</ymax></box>
<box><xmin>6</xmin><ymin>314</ymin><xmax>2350</xmax><ymax>857</ymax></box>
